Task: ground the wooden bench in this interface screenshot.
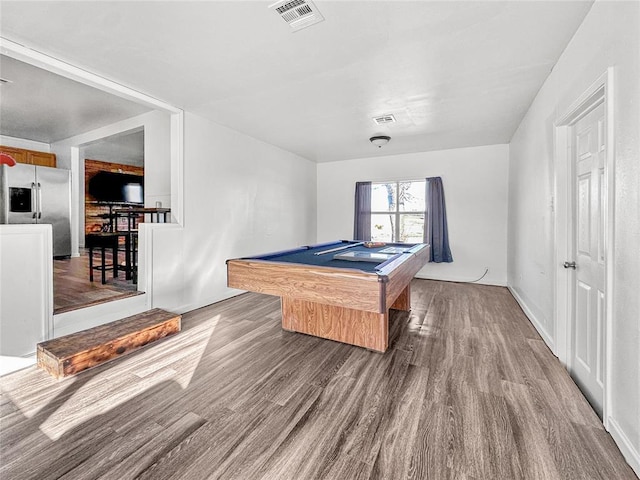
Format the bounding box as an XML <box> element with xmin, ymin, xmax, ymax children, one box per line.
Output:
<box><xmin>37</xmin><ymin>308</ymin><xmax>181</xmax><ymax>378</ymax></box>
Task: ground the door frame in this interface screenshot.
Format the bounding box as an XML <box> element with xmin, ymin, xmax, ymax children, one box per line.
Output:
<box><xmin>553</xmin><ymin>68</ymin><xmax>615</xmax><ymax>429</ymax></box>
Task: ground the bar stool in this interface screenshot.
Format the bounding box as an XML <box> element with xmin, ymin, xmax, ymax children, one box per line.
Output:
<box><xmin>117</xmin><ymin>231</ymin><xmax>136</xmax><ymax>283</ymax></box>
<box><xmin>86</xmin><ymin>233</ymin><xmax>120</xmax><ymax>284</ymax></box>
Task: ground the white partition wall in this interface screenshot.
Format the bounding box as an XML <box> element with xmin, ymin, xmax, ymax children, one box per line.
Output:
<box><xmin>0</xmin><ymin>225</ymin><xmax>53</xmax><ymax>356</ymax></box>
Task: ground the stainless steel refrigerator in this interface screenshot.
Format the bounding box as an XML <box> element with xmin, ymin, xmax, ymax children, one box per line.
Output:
<box><xmin>0</xmin><ymin>163</ymin><xmax>72</xmax><ymax>257</ymax></box>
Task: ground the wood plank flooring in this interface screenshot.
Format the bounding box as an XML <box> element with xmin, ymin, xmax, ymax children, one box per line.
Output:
<box><xmin>53</xmin><ymin>249</ymin><xmax>140</xmax><ymax>314</ymax></box>
<box><xmin>1</xmin><ymin>280</ymin><xmax>636</xmax><ymax>479</ymax></box>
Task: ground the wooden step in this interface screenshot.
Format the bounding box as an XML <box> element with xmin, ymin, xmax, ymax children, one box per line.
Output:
<box><xmin>37</xmin><ymin>308</ymin><xmax>181</xmax><ymax>378</ymax></box>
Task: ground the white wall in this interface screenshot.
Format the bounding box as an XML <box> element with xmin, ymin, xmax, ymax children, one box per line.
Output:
<box><xmin>0</xmin><ymin>135</ymin><xmax>50</xmax><ymax>152</ymax></box>
<box><xmin>80</xmin><ymin>148</ymin><xmax>143</xmax><ymax>167</ymax></box>
<box><xmin>317</xmin><ymin>144</ymin><xmax>510</xmax><ymax>286</ymax></box>
<box><xmin>179</xmin><ymin>113</ymin><xmax>317</xmax><ymax>311</ymax></box>
<box><xmin>81</xmin><ymin>130</ymin><xmax>144</xmax><ymax>167</ymax></box>
<box><xmin>508</xmin><ymin>0</ymin><xmax>639</xmax><ymax>472</ymax></box>
<box><xmin>0</xmin><ymin>110</ymin><xmax>317</xmax><ymax>348</ymax></box>
<box><xmin>142</xmin><ymin>111</ymin><xmax>171</xmax><ymax>210</ymax></box>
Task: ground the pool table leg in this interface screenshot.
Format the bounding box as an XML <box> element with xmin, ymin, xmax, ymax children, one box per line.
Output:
<box><xmin>390</xmin><ymin>284</ymin><xmax>411</xmax><ymax>311</ymax></box>
<box><xmin>281</xmin><ymin>297</ymin><xmax>388</xmax><ymax>353</ymax></box>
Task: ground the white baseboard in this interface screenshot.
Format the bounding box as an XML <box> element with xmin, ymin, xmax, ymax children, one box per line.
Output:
<box><xmin>0</xmin><ymin>354</ymin><xmax>36</xmax><ymax>377</ymax></box>
<box><xmin>608</xmin><ymin>417</ymin><xmax>640</xmax><ymax>477</ymax></box>
<box><xmin>414</xmin><ymin>274</ymin><xmax>506</xmax><ymax>287</ymax></box>
<box><xmin>175</xmin><ymin>291</ymin><xmax>246</xmax><ymax>316</ymax></box>
<box><xmin>507</xmin><ymin>285</ymin><xmax>556</xmax><ymax>353</ymax></box>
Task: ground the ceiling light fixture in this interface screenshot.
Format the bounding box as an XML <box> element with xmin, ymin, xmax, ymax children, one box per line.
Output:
<box><xmin>370</xmin><ymin>135</ymin><xmax>391</xmax><ymax>148</ymax></box>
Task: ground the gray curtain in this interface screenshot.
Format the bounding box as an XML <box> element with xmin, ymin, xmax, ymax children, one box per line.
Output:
<box><xmin>425</xmin><ymin>177</ymin><xmax>453</xmax><ymax>263</ymax></box>
<box><xmin>353</xmin><ymin>182</ymin><xmax>372</xmax><ymax>241</ymax></box>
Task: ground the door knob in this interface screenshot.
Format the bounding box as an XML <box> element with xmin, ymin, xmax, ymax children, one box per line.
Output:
<box><xmin>563</xmin><ymin>261</ymin><xmax>577</xmax><ymax>269</ymax></box>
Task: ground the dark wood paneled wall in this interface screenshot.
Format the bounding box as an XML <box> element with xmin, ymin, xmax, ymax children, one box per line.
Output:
<box><xmin>84</xmin><ymin>159</ymin><xmax>144</xmax><ymax>235</ymax></box>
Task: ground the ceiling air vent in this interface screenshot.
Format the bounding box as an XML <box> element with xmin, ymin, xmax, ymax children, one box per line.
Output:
<box><xmin>269</xmin><ymin>0</ymin><xmax>325</xmax><ymax>32</ymax></box>
<box><xmin>373</xmin><ymin>114</ymin><xmax>396</xmax><ymax>125</ymax></box>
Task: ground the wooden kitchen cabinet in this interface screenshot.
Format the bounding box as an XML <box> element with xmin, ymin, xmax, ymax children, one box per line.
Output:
<box><xmin>0</xmin><ymin>146</ymin><xmax>28</xmax><ymax>164</ymax></box>
<box><xmin>0</xmin><ymin>145</ymin><xmax>57</xmax><ymax>167</ymax></box>
<box><xmin>27</xmin><ymin>150</ymin><xmax>57</xmax><ymax>167</ymax></box>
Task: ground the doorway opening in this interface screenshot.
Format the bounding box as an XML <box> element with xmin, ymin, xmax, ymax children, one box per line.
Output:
<box><xmin>0</xmin><ymin>38</ymin><xmax>183</xmax><ymax>366</ymax></box>
<box><xmin>53</xmin><ymin>128</ymin><xmax>147</xmax><ymax>314</ymax></box>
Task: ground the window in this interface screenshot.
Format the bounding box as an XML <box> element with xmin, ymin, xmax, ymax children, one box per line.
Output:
<box><xmin>370</xmin><ymin>180</ymin><xmax>425</xmax><ymax>242</ymax></box>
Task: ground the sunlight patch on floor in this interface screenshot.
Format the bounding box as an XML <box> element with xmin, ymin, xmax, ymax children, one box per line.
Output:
<box><xmin>2</xmin><ymin>314</ymin><xmax>220</xmax><ymax>441</ymax></box>
<box><xmin>37</xmin><ymin>316</ymin><xmax>219</xmax><ymax>440</ymax></box>
<box><xmin>0</xmin><ymin>354</ymin><xmax>37</xmax><ymax>377</ymax></box>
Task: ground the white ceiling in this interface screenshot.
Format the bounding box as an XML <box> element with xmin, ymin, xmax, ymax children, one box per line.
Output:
<box><xmin>0</xmin><ymin>55</ymin><xmax>152</xmax><ymax>143</ymax></box>
<box><xmin>0</xmin><ymin>1</ymin><xmax>594</xmax><ymax>162</ymax></box>
<box><xmin>82</xmin><ymin>129</ymin><xmax>144</xmax><ymax>167</ymax></box>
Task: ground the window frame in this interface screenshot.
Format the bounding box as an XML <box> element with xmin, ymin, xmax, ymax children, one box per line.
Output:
<box><xmin>370</xmin><ymin>180</ymin><xmax>426</xmax><ymax>243</ymax></box>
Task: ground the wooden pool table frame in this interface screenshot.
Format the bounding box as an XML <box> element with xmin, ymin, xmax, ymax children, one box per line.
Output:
<box><xmin>226</xmin><ymin>242</ymin><xmax>430</xmax><ymax>352</ymax></box>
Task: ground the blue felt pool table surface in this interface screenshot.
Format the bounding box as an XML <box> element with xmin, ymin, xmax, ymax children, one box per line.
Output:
<box><xmin>248</xmin><ymin>240</ymin><xmax>416</xmax><ymax>273</ymax></box>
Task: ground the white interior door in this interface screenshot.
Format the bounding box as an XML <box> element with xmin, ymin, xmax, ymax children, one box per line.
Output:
<box><xmin>569</xmin><ymin>101</ymin><xmax>606</xmax><ymax>418</ymax></box>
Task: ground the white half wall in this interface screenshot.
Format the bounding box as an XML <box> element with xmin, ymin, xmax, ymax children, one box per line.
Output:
<box><xmin>0</xmin><ymin>225</ymin><xmax>52</xmax><ymax>357</ymax></box>
<box><xmin>508</xmin><ymin>0</ymin><xmax>640</xmax><ymax>474</ymax></box>
<box><xmin>317</xmin><ymin>144</ymin><xmax>510</xmax><ymax>286</ymax></box>
<box><xmin>180</xmin><ymin>113</ymin><xmax>317</xmax><ymax>311</ymax></box>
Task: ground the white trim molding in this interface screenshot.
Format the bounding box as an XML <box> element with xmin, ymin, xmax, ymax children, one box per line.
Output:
<box><xmin>608</xmin><ymin>417</ymin><xmax>640</xmax><ymax>477</ymax></box>
<box><xmin>0</xmin><ymin>37</ymin><xmax>180</xmax><ymax>113</ymax></box>
<box><xmin>508</xmin><ymin>286</ymin><xmax>556</xmax><ymax>352</ymax></box>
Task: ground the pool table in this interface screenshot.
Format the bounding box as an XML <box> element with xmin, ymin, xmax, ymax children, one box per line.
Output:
<box><xmin>226</xmin><ymin>240</ymin><xmax>430</xmax><ymax>352</ymax></box>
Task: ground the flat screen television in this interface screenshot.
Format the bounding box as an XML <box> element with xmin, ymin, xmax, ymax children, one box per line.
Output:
<box><xmin>89</xmin><ymin>171</ymin><xmax>144</xmax><ymax>204</ymax></box>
